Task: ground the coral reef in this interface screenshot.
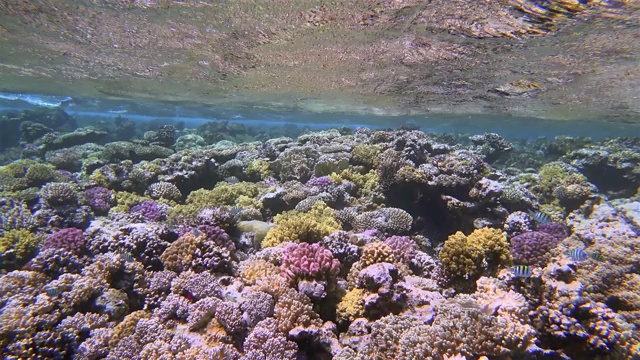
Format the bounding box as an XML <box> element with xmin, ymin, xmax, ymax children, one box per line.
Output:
<box><xmin>0</xmin><ymin>124</ymin><xmax>638</xmax><ymax>359</ymax></box>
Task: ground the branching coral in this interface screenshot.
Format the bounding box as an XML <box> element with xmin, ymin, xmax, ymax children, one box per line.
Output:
<box><xmin>439</xmin><ymin>227</ymin><xmax>511</xmax><ymax>280</ymax></box>
<box><xmin>280</xmin><ymin>242</ymin><xmax>340</xmax><ymax>284</ymax></box>
<box><xmin>0</xmin><ymin>229</ymin><xmax>41</xmax><ymax>270</ymax></box>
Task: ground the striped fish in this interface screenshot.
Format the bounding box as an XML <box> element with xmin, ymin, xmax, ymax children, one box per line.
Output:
<box><xmin>224</xmin><ymin>176</ymin><xmax>240</xmax><ymax>184</ymax></box>
<box><xmin>510</xmin><ymin>265</ymin><xmax>532</xmax><ymax>278</ymax></box>
<box><xmin>589</xmin><ymin>252</ymin><xmax>605</xmax><ymax>262</ymax></box>
<box><xmin>567</xmin><ymin>248</ymin><xmax>587</xmax><ymax>262</ymax></box>
<box><xmin>122</xmin><ymin>253</ymin><xmax>135</xmax><ymax>263</ymax></box>
<box><xmin>528</xmin><ymin>210</ymin><xmax>552</xmax><ymax>224</ymax></box>
<box><xmin>46</xmin><ymin>288</ymin><xmax>62</xmax><ymax>297</ymax></box>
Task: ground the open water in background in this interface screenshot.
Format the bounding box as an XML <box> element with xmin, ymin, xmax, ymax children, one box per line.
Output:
<box><xmin>2</xmin><ymin>92</ymin><xmax>640</xmax><ymax>143</ymax></box>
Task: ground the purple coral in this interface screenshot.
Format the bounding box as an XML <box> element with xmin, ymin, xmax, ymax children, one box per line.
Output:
<box><xmin>129</xmin><ymin>200</ymin><xmax>164</xmax><ymax>222</ymax></box>
<box><xmin>280</xmin><ymin>243</ymin><xmax>340</xmax><ymax>283</ymax></box>
<box><xmin>510</xmin><ymin>231</ymin><xmax>561</xmax><ymax>266</ymax></box>
<box><xmin>306</xmin><ymin>176</ymin><xmax>333</xmax><ymax>190</ymax></box>
<box><xmin>42</xmin><ymin>228</ymin><xmax>86</xmax><ymax>253</ymax></box>
<box><xmin>536</xmin><ymin>222</ymin><xmax>569</xmax><ymax>242</ymax></box>
<box><xmin>384</xmin><ymin>235</ymin><xmax>417</xmax><ymax>264</ymax></box>
<box><xmin>84</xmin><ymin>187</ymin><xmax>115</xmax><ymax>214</ymax></box>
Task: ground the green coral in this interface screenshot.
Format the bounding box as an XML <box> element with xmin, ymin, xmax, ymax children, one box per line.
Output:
<box><xmin>538</xmin><ymin>163</ymin><xmax>573</xmax><ymax>199</ymax></box>
<box><xmin>129</xmin><ymin>162</ymin><xmax>162</xmax><ymax>187</ymax></box>
<box><xmin>351</xmin><ymin>144</ymin><xmax>382</xmax><ymax>168</ymax></box>
<box><xmin>245</xmin><ymin>160</ymin><xmax>272</xmax><ymax>180</ymax></box>
<box><xmin>25</xmin><ymin>163</ymin><xmax>58</xmax><ymax>185</ymax></box>
<box><xmin>0</xmin><ymin>229</ymin><xmax>40</xmax><ymax>270</ymax></box>
<box><xmin>109</xmin><ymin>191</ymin><xmax>147</xmax><ymax>214</ymax></box>
<box><xmin>262</xmin><ymin>201</ymin><xmax>341</xmax><ymax>248</ymax></box>
<box><xmin>168</xmin><ymin>182</ymin><xmax>261</xmax><ymax>222</ymax></box>
<box><xmin>0</xmin><ymin>160</ymin><xmax>51</xmax><ymax>192</ymax></box>
<box><xmin>329</xmin><ymin>168</ymin><xmax>384</xmax><ymax>207</ymax></box>
<box><xmin>439</xmin><ymin>227</ymin><xmax>512</xmax><ymax>279</ymax></box>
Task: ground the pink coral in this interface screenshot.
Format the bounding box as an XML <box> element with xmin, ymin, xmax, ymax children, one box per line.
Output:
<box><xmin>280</xmin><ymin>242</ymin><xmax>340</xmax><ymax>284</ymax></box>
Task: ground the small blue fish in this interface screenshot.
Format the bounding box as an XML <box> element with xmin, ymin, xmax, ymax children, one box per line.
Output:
<box><xmin>229</xmin><ymin>206</ymin><xmax>243</xmax><ymax>216</ymax></box>
<box><xmin>567</xmin><ymin>248</ymin><xmax>587</xmax><ymax>262</ymax></box>
<box><xmin>193</xmin><ymin>228</ymin><xmax>201</xmax><ymax>237</ymax></box>
<box><xmin>510</xmin><ymin>265</ymin><xmax>532</xmax><ymax>278</ymax></box>
<box><xmin>589</xmin><ymin>252</ymin><xmax>605</xmax><ymax>262</ymax></box>
<box><xmin>529</xmin><ymin>210</ymin><xmax>552</xmax><ymax>224</ymax></box>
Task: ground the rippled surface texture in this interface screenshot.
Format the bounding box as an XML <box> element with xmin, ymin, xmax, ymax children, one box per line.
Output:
<box><xmin>1</xmin><ymin>0</ymin><xmax>639</xmax><ymax>121</ymax></box>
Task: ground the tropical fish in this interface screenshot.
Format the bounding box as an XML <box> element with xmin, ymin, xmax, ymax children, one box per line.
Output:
<box><xmin>528</xmin><ymin>210</ymin><xmax>551</xmax><ymax>224</ymax></box>
<box><xmin>122</xmin><ymin>253</ymin><xmax>135</xmax><ymax>262</ymax></box>
<box><xmin>46</xmin><ymin>288</ymin><xmax>62</xmax><ymax>297</ymax></box>
<box><xmin>589</xmin><ymin>252</ymin><xmax>605</xmax><ymax>262</ymax></box>
<box><xmin>510</xmin><ymin>265</ymin><xmax>532</xmax><ymax>278</ymax></box>
<box><xmin>567</xmin><ymin>248</ymin><xmax>587</xmax><ymax>262</ymax></box>
<box><xmin>224</xmin><ymin>176</ymin><xmax>240</xmax><ymax>184</ymax></box>
<box><xmin>193</xmin><ymin>228</ymin><xmax>201</xmax><ymax>237</ymax></box>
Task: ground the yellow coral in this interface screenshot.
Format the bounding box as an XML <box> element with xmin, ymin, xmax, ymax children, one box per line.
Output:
<box><xmin>109</xmin><ymin>191</ymin><xmax>148</xmax><ymax>214</ymax></box>
<box><xmin>329</xmin><ymin>169</ymin><xmax>384</xmax><ymax>208</ymax></box>
<box><xmin>246</xmin><ymin>160</ymin><xmax>272</xmax><ymax>180</ymax></box>
<box><xmin>236</xmin><ymin>195</ymin><xmax>262</xmax><ymax>210</ymax></box>
<box><xmin>361</xmin><ymin>242</ymin><xmax>395</xmax><ymax>267</ymax></box>
<box><xmin>0</xmin><ymin>229</ymin><xmax>40</xmax><ymax>267</ymax></box>
<box><xmin>239</xmin><ymin>260</ymin><xmax>281</xmax><ymax>285</ymax></box>
<box><xmin>274</xmin><ymin>287</ymin><xmax>322</xmax><ymax>333</ymax></box>
<box><xmin>109</xmin><ymin>310</ymin><xmax>150</xmax><ymax>347</ymax></box>
<box><xmin>160</xmin><ymin>231</ymin><xmax>203</xmax><ymax>272</ymax></box>
<box><xmin>262</xmin><ymin>201</ymin><xmax>341</xmax><ymax>248</ymax></box>
<box><xmin>336</xmin><ymin>288</ymin><xmax>365</xmax><ymax>322</ymax></box>
<box><xmin>351</xmin><ymin>144</ymin><xmax>382</xmax><ymax>168</ymax></box>
<box><xmin>168</xmin><ymin>182</ymin><xmax>261</xmax><ymax>222</ymax></box>
<box><xmin>440</xmin><ymin>228</ymin><xmax>511</xmax><ymax>279</ymax></box>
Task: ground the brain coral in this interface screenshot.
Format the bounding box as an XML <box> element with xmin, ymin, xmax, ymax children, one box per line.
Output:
<box><xmin>439</xmin><ymin>227</ymin><xmax>511</xmax><ymax>279</ymax></box>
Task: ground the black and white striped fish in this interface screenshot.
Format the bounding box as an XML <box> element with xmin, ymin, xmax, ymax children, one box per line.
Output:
<box><xmin>528</xmin><ymin>210</ymin><xmax>552</xmax><ymax>224</ymax></box>
<box><xmin>510</xmin><ymin>265</ymin><xmax>532</xmax><ymax>278</ymax></box>
<box><xmin>567</xmin><ymin>248</ymin><xmax>587</xmax><ymax>262</ymax></box>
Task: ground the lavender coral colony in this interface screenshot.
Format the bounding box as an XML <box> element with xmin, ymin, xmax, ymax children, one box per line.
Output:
<box><xmin>0</xmin><ymin>108</ymin><xmax>639</xmax><ymax>360</ymax></box>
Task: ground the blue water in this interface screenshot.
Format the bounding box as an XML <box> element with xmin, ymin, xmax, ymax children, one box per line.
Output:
<box><xmin>2</xmin><ymin>92</ymin><xmax>639</xmax><ymax>140</ymax></box>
